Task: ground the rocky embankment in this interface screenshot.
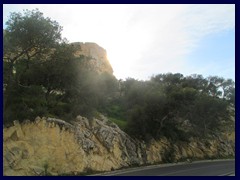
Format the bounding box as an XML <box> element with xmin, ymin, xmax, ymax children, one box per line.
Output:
<box><xmin>3</xmin><ymin>115</ymin><xmax>235</xmax><ymax>176</ymax></box>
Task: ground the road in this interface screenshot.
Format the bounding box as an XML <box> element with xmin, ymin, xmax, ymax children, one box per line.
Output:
<box><xmin>98</xmin><ymin>160</ymin><xmax>235</xmax><ymax>176</ymax></box>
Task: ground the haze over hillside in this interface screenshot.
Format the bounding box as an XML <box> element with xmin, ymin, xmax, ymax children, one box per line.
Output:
<box><xmin>3</xmin><ymin>8</ymin><xmax>235</xmax><ymax>176</ymax></box>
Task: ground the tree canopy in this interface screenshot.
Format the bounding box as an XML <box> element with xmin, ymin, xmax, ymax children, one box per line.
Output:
<box><xmin>3</xmin><ymin>9</ymin><xmax>118</xmax><ymax>124</ymax></box>
<box><xmin>3</xmin><ymin>9</ymin><xmax>235</xmax><ymax>143</ymax></box>
<box><xmin>123</xmin><ymin>73</ymin><xmax>234</xmax><ymax>140</ymax></box>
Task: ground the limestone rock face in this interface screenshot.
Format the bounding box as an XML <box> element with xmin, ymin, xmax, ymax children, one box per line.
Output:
<box><xmin>72</xmin><ymin>42</ymin><xmax>113</xmax><ymax>74</ymax></box>
<box><xmin>3</xmin><ymin>116</ymin><xmax>235</xmax><ymax>176</ymax></box>
<box><xmin>3</xmin><ymin>116</ymin><xmax>142</xmax><ymax>176</ymax></box>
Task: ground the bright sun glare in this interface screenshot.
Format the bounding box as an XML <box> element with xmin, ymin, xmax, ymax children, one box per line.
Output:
<box><xmin>106</xmin><ymin>42</ymin><xmax>143</xmax><ymax>80</ymax></box>
<box><xmin>3</xmin><ymin>4</ymin><xmax>235</xmax><ymax>80</ymax></box>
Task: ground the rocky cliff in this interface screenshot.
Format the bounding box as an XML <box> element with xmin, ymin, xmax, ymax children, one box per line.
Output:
<box><xmin>3</xmin><ymin>115</ymin><xmax>235</xmax><ymax>176</ymax></box>
<box><xmin>72</xmin><ymin>42</ymin><xmax>113</xmax><ymax>75</ymax></box>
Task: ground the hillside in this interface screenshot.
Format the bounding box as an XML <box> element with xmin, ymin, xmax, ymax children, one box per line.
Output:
<box><xmin>3</xmin><ymin>9</ymin><xmax>235</xmax><ymax>176</ymax></box>
<box><xmin>3</xmin><ymin>115</ymin><xmax>235</xmax><ymax>176</ymax></box>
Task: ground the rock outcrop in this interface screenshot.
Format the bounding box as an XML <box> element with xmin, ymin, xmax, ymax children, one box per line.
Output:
<box><xmin>3</xmin><ymin>116</ymin><xmax>235</xmax><ymax>176</ymax></box>
<box><xmin>72</xmin><ymin>42</ymin><xmax>113</xmax><ymax>75</ymax></box>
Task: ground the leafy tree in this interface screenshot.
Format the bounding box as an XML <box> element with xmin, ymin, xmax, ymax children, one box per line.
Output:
<box><xmin>190</xmin><ymin>94</ymin><xmax>230</xmax><ymax>136</ymax></box>
<box><xmin>3</xmin><ymin>9</ymin><xmax>64</xmax><ymax>124</ymax></box>
<box><xmin>182</xmin><ymin>74</ymin><xmax>208</xmax><ymax>93</ymax></box>
<box><xmin>4</xmin><ymin>9</ymin><xmax>62</xmax><ymax>86</ymax></box>
<box><xmin>124</xmin><ymin>73</ymin><xmax>234</xmax><ymax>141</ymax></box>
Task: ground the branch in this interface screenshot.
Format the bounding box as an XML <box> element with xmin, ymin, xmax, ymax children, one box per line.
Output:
<box><xmin>18</xmin><ymin>83</ymin><xmax>31</xmax><ymax>88</ymax></box>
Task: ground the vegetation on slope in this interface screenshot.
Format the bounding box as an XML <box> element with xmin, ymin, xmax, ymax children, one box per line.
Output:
<box><xmin>3</xmin><ymin>9</ymin><xmax>235</xmax><ymax>142</ymax></box>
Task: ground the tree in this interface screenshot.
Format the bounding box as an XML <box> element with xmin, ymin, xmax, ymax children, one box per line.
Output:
<box><xmin>124</xmin><ymin>73</ymin><xmax>234</xmax><ymax>141</ymax></box>
<box><xmin>190</xmin><ymin>94</ymin><xmax>230</xmax><ymax>136</ymax></box>
<box><xmin>3</xmin><ymin>9</ymin><xmax>62</xmax><ymax>88</ymax></box>
<box><xmin>182</xmin><ymin>74</ymin><xmax>208</xmax><ymax>93</ymax></box>
<box><xmin>151</xmin><ymin>73</ymin><xmax>184</xmax><ymax>86</ymax></box>
<box><xmin>3</xmin><ymin>9</ymin><xmax>63</xmax><ymax>125</ymax></box>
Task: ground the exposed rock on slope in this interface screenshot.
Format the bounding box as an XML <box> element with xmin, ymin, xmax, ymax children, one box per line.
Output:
<box><xmin>3</xmin><ymin>116</ymin><xmax>141</xmax><ymax>176</ymax></box>
<box><xmin>3</xmin><ymin>116</ymin><xmax>235</xmax><ymax>176</ymax></box>
<box><xmin>72</xmin><ymin>42</ymin><xmax>113</xmax><ymax>74</ymax></box>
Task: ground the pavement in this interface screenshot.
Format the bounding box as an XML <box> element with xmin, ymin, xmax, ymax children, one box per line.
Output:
<box><xmin>91</xmin><ymin>159</ymin><xmax>235</xmax><ymax>176</ymax></box>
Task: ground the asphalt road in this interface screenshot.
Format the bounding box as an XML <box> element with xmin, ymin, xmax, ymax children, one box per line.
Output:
<box><xmin>99</xmin><ymin>160</ymin><xmax>235</xmax><ymax>176</ymax></box>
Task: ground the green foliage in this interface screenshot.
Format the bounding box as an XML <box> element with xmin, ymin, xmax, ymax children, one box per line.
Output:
<box><xmin>3</xmin><ymin>9</ymin><xmax>235</xmax><ymax>144</ymax></box>
<box><xmin>3</xmin><ymin>9</ymin><xmax>119</xmax><ymax>124</ymax></box>
<box><xmin>124</xmin><ymin>73</ymin><xmax>234</xmax><ymax>141</ymax></box>
<box><xmin>109</xmin><ymin>117</ymin><xmax>127</xmax><ymax>130</ymax></box>
<box><xmin>5</xmin><ymin>9</ymin><xmax>62</xmax><ymax>54</ymax></box>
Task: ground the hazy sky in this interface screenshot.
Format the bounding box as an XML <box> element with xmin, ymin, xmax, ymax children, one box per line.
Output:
<box><xmin>3</xmin><ymin>4</ymin><xmax>235</xmax><ymax>81</ymax></box>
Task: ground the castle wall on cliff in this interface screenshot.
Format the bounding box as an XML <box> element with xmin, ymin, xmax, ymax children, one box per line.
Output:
<box><xmin>72</xmin><ymin>42</ymin><xmax>113</xmax><ymax>75</ymax></box>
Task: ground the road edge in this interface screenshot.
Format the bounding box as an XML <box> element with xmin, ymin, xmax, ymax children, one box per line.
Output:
<box><xmin>89</xmin><ymin>159</ymin><xmax>235</xmax><ymax>176</ymax></box>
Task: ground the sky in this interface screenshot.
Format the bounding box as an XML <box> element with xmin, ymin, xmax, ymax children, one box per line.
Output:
<box><xmin>3</xmin><ymin>4</ymin><xmax>235</xmax><ymax>81</ymax></box>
